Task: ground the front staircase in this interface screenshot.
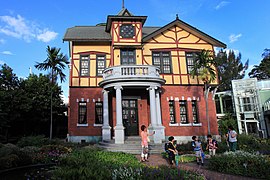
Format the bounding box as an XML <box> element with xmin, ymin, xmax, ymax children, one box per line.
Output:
<box><xmin>98</xmin><ymin>136</ymin><xmax>165</xmax><ymax>154</ymax></box>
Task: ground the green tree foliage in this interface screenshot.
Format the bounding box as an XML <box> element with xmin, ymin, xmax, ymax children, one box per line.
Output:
<box><xmin>0</xmin><ymin>63</ymin><xmax>66</xmax><ymax>142</ymax></box>
<box><xmin>19</xmin><ymin>74</ymin><xmax>64</xmax><ymax>136</ymax></box>
<box><xmin>215</xmin><ymin>50</ymin><xmax>248</xmax><ymax>91</ymax></box>
<box><xmin>248</xmin><ymin>48</ymin><xmax>270</xmax><ymax>80</ymax></box>
<box><xmin>217</xmin><ymin>113</ymin><xmax>238</xmax><ymax>136</ymax></box>
<box><xmin>0</xmin><ymin>64</ymin><xmax>22</xmax><ymax>142</ymax></box>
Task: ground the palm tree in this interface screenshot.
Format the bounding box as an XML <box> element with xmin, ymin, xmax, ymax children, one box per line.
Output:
<box><xmin>35</xmin><ymin>46</ymin><xmax>69</xmax><ymax>140</ymax></box>
<box><xmin>190</xmin><ymin>49</ymin><xmax>216</xmax><ymax>135</ymax></box>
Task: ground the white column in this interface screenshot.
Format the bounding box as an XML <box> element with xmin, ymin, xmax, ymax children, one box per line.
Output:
<box><xmin>148</xmin><ymin>86</ymin><xmax>157</xmax><ymax>127</ymax></box>
<box><xmin>155</xmin><ymin>90</ymin><xmax>162</xmax><ymax>125</ymax></box>
<box><xmin>114</xmin><ymin>86</ymin><xmax>125</xmax><ymax>144</ymax></box>
<box><xmin>147</xmin><ymin>86</ymin><xmax>164</xmax><ymax>144</ymax></box>
<box><xmin>155</xmin><ymin>89</ymin><xmax>165</xmax><ymax>142</ymax></box>
<box><xmin>102</xmin><ymin>89</ymin><xmax>111</xmax><ymax>141</ymax></box>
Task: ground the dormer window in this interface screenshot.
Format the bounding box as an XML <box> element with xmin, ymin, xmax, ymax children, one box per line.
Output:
<box><xmin>120</xmin><ymin>24</ymin><xmax>135</xmax><ymax>38</ymax></box>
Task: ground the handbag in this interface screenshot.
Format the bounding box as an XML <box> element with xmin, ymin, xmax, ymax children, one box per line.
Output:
<box><xmin>143</xmin><ymin>146</ymin><xmax>148</xmax><ymax>154</ymax></box>
<box><xmin>147</xmin><ymin>137</ymin><xmax>150</xmax><ymax>142</ymax></box>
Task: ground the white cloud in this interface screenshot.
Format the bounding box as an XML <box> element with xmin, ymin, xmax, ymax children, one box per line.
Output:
<box><xmin>229</xmin><ymin>34</ymin><xmax>242</xmax><ymax>43</ymax></box>
<box><xmin>0</xmin><ymin>15</ymin><xmax>34</xmax><ymax>42</ymax></box>
<box><xmin>1</xmin><ymin>51</ymin><xmax>13</xmax><ymax>55</ymax></box>
<box><xmin>215</xmin><ymin>1</ymin><xmax>230</xmax><ymax>10</ymax></box>
<box><xmin>0</xmin><ymin>14</ymin><xmax>58</xmax><ymax>43</ymax></box>
<box><xmin>0</xmin><ymin>39</ymin><xmax>5</xmax><ymax>44</ymax></box>
<box><xmin>37</xmin><ymin>29</ymin><xmax>58</xmax><ymax>43</ymax></box>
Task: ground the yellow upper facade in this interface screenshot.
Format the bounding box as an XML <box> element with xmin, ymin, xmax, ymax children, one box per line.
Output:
<box><xmin>63</xmin><ymin>8</ymin><xmax>226</xmax><ymax>87</ymax></box>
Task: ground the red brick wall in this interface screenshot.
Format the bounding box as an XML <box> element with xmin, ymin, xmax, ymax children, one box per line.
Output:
<box><xmin>68</xmin><ymin>85</ymin><xmax>219</xmax><ymax>137</ymax></box>
<box><xmin>68</xmin><ymin>87</ymin><xmax>103</xmax><ymax>136</ymax></box>
<box><xmin>160</xmin><ymin>85</ymin><xmax>219</xmax><ymax>136</ymax></box>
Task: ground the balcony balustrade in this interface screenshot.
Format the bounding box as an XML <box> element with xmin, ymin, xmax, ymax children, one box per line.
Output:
<box><xmin>99</xmin><ymin>65</ymin><xmax>165</xmax><ymax>87</ymax></box>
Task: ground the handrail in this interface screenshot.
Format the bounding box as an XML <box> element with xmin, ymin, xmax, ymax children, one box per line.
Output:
<box><xmin>102</xmin><ymin>65</ymin><xmax>160</xmax><ymax>80</ymax></box>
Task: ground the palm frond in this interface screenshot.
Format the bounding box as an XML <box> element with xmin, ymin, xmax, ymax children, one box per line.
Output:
<box><xmin>35</xmin><ymin>46</ymin><xmax>69</xmax><ymax>83</ymax></box>
<box><xmin>190</xmin><ymin>49</ymin><xmax>216</xmax><ymax>84</ymax></box>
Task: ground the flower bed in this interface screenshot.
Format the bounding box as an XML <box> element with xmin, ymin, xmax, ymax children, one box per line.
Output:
<box><xmin>208</xmin><ymin>151</ymin><xmax>270</xmax><ymax>179</ymax></box>
<box><xmin>53</xmin><ymin>147</ymin><xmax>205</xmax><ymax>179</ymax></box>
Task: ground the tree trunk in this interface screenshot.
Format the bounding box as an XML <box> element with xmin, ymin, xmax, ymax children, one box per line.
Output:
<box><xmin>204</xmin><ymin>83</ymin><xmax>211</xmax><ymax>135</ymax></box>
<box><xmin>50</xmin><ymin>69</ymin><xmax>54</xmax><ymax>140</ymax></box>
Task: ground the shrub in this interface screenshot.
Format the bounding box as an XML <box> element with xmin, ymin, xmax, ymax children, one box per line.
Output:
<box><xmin>208</xmin><ymin>151</ymin><xmax>270</xmax><ymax>179</ymax></box>
<box><xmin>0</xmin><ymin>154</ymin><xmax>20</xmax><ymax>169</ymax></box>
<box><xmin>176</xmin><ymin>142</ymin><xmax>193</xmax><ymax>154</ymax></box>
<box><xmin>53</xmin><ymin>148</ymin><xmax>204</xmax><ymax>179</ymax></box>
<box><xmin>33</xmin><ymin>144</ymin><xmax>72</xmax><ymax>164</ymax></box>
<box><xmin>0</xmin><ymin>143</ymin><xmax>20</xmax><ymax>157</ymax></box>
<box><xmin>17</xmin><ymin>135</ymin><xmax>50</xmax><ymax>147</ymax></box>
<box><xmin>0</xmin><ymin>143</ymin><xmax>32</xmax><ymax>169</ymax></box>
<box><xmin>238</xmin><ymin>134</ymin><xmax>270</xmax><ymax>154</ymax></box>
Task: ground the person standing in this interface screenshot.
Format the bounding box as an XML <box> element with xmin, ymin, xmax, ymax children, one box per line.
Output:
<box><xmin>226</xmin><ymin>125</ymin><xmax>237</xmax><ymax>152</ymax></box>
<box><xmin>140</xmin><ymin>125</ymin><xmax>154</xmax><ymax>162</ymax></box>
<box><xmin>192</xmin><ymin>136</ymin><xmax>204</xmax><ymax>166</ymax></box>
<box><xmin>206</xmin><ymin>134</ymin><xmax>218</xmax><ymax>156</ymax></box>
<box><xmin>167</xmin><ymin>136</ymin><xmax>178</xmax><ymax>166</ymax></box>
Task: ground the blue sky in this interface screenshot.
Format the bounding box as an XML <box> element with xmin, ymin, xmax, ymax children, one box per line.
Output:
<box><xmin>0</xmin><ymin>0</ymin><xmax>269</xmax><ymax>102</ymax></box>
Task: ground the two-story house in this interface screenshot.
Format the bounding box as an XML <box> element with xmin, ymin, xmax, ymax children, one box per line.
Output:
<box><xmin>63</xmin><ymin>8</ymin><xmax>226</xmax><ymax>144</ymax></box>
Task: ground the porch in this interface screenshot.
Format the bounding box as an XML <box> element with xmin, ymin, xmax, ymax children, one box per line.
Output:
<box><xmin>99</xmin><ymin>65</ymin><xmax>166</xmax><ymax>144</ymax></box>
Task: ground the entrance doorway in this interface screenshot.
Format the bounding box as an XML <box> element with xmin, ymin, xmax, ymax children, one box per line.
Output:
<box><xmin>122</xmin><ymin>99</ymin><xmax>139</xmax><ymax>136</ymax></box>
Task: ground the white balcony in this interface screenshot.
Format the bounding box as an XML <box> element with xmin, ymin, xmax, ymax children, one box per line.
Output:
<box><xmin>99</xmin><ymin>65</ymin><xmax>165</xmax><ymax>88</ymax></box>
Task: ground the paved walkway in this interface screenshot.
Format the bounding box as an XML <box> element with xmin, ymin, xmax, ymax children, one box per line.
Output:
<box><xmin>135</xmin><ymin>154</ymin><xmax>258</xmax><ymax>180</ymax></box>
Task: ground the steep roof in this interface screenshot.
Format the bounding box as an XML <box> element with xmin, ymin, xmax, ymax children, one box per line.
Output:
<box><xmin>105</xmin><ymin>8</ymin><xmax>147</xmax><ymax>32</ymax></box>
<box><xmin>142</xmin><ymin>18</ymin><xmax>226</xmax><ymax>48</ymax></box>
<box><xmin>63</xmin><ymin>26</ymin><xmax>159</xmax><ymax>42</ymax></box>
<box><xmin>63</xmin><ymin>14</ymin><xmax>226</xmax><ymax>48</ymax></box>
<box><xmin>63</xmin><ymin>26</ymin><xmax>111</xmax><ymax>42</ymax></box>
<box><xmin>117</xmin><ymin>8</ymin><xmax>133</xmax><ymax>16</ymax></box>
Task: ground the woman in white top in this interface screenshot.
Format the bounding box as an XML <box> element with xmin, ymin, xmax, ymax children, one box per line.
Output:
<box><xmin>226</xmin><ymin>125</ymin><xmax>237</xmax><ymax>152</ymax></box>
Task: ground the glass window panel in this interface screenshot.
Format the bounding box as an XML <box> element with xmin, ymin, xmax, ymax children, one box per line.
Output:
<box><xmin>78</xmin><ymin>102</ymin><xmax>87</xmax><ymax>124</ymax></box>
<box><xmin>179</xmin><ymin>100</ymin><xmax>188</xmax><ymax>123</ymax></box>
<box><xmin>96</xmin><ymin>55</ymin><xmax>106</xmax><ymax>76</ymax></box>
<box><xmin>121</xmin><ymin>49</ymin><xmax>135</xmax><ymax>65</ymax></box>
<box><xmin>120</xmin><ymin>24</ymin><xmax>135</xmax><ymax>38</ymax></box>
<box><xmin>169</xmin><ymin>100</ymin><xmax>176</xmax><ymax>124</ymax></box>
<box><xmin>192</xmin><ymin>100</ymin><xmax>199</xmax><ymax>123</ymax></box>
<box><xmin>95</xmin><ymin>102</ymin><xmax>103</xmax><ymax>124</ymax></box>
<box><xmin>152</xmin><ymin>52</ymin><xmax>171</xmax><ymax>74</ymax></box>
<box><xmin>80</xmin><ymin>55</ymin><xmax>89</xmax><ymax>76</ymax></box>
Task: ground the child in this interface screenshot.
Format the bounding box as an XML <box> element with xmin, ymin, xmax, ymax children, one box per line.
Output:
<box><xmin>206</xmin><ymin>134</ymin><xmax>218</xmax><ymax>156</ymax></box>
<box><xmin>192</xmin><ymin>136</ymin><xmax>204</xmax><ymax>166</ymax></box>
<box><xmin>167</xmin><ymin>136</ymin><xmax>178</xmax><ymax>165</ymax></box>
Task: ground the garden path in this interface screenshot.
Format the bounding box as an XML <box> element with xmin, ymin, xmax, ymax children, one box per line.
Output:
<box><xmin>135</xmin><ymin>154</ymin><xmax>259</xmax><ymax>180</ymax></box>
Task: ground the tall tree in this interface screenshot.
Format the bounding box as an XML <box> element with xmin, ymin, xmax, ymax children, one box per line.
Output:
<box><xmin>248</xmin><ymin>49</ymin><xmax>270</xmax><ymax>80</ymax></box>
<box><xmin>35</xmin><ymin>46</ymin><xmax>69</xmax><ymax>139</ymax></box>
<box><xmin>215</xmin><ymin>49</ymin><xmax>248</xmax><ymax>91</ymax></box>
<box><xmin>0</xmin><ymin>64</ymin><xmax>21</xmax><ymax>141</ymax></box>
<box><xmin>190</xmin><ymin>49</ymin><xmax>216</xmax><ymax>135</ymax></box>
<box><xmin>20</xmin><ymin>74</ymin><xmax>64</xmax><ymax>136</ymax></box>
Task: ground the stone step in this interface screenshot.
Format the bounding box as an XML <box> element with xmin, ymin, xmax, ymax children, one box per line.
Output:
<box><xmin>98</xmin><ymin>138</ymin><xmax>165</xmax><ymax>154</ymax></box>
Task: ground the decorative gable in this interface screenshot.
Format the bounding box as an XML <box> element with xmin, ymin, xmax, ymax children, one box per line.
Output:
<box><xmin>143</xmin><ymin>18</ymin><xmax>226</xmax><ymax>48</ymax></box>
